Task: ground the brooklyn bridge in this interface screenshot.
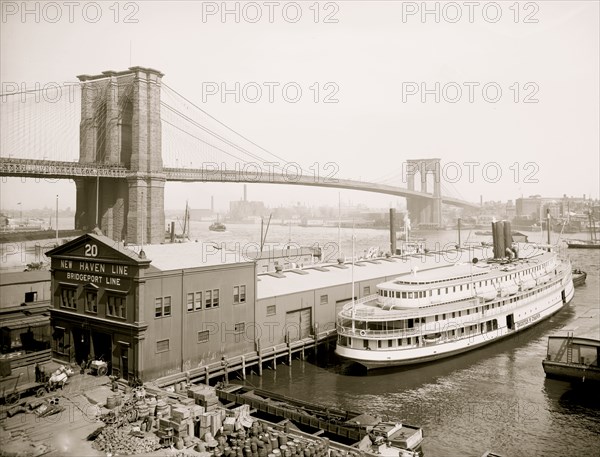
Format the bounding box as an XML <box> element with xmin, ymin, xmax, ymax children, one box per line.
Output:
<box><xmin>0</xmin><ymin>67</ymin><xmax>478</xmax><ymax>244</ymax></box>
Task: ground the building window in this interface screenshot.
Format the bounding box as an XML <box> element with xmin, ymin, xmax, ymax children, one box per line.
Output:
<box><xmin>364</xmin><ymin>286</ymin><xmax>370</xmax><ymax>295</ymax></box>
<box><xmin>107</xmin><ymin>295</ymin><xmax>126</xmax><ymax>319</ymax></box>
<box><xmin>198</xmin><ymin>331</ymin><xmax>209</xmax><ymax>343</ymax></box>
<box><xmin>53</xmin><ymin>327</ymin><xmax>71</xmax><ymax>355</ymax></box>
<box><xmin>155</xmin><ymin>296</ymin><xmax>171</xmax><ymax>318</ymax></box>
<box><xmin>60</xmin><ymin>287</ymin><xmax>77</xmax><ymax>309</ymax></box>
<box><xmin>24</xmin><ymin>291</ymin><xmax>37</xmax><ymax>303</ymax></box>
<box><xmin>187</xmin><ymin>293</ymin><xmax>194</xmax><ymax>312</ymax></box>
<box><xmin>234</xmin><ymin>323</ymin><xmax>245</xmax><ymax>333</ymax></box>
<box><xmin>206</xmin><ymin>289</ymin><xmax>219</xmax><ymax>308</ymax></box>
<box><xmin>85</xmin><ymin>291</ymin><xmax>98</xmax><ymax>313</ymax></box>
<box><xmin>320</xmin><ymin>294</ymin><xmax>328</xmax><ymax>305</ymax></box>
<box><xmin>266</xmin><ymin>305</ymin><xmax>276</xmax><ymax>316</ymax></box>
<box><xmin>194</xmin><ymin>292</ymin><xmax>202</xmax><ymax>310</ymax></box>
<box><xmin>234</xmin><ymin>285</ymin><xmax>246</xmax><ymax>304</ymax></box>
<box><xmin>156</xmin><ymin>339</ymin><xmax>169</xmax><ymax>353</ymax></box>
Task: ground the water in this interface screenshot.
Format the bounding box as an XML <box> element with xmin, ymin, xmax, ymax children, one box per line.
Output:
<box><xmin>189</xmin><ymin>222</ymin><xmax>600</xmax><ymax>457</ymax></box>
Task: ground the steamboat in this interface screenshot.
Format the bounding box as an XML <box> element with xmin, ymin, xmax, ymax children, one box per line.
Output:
<box><xmin>335</xmin><ymin>221</ymin><xmax>575</xmax><ymax>369</ymax></box>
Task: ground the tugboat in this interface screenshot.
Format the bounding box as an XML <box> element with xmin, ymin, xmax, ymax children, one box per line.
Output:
<box><xmin>209</xmin><ymin>215</ymin><xmax>226</xmax><ymax>232</ymax></box>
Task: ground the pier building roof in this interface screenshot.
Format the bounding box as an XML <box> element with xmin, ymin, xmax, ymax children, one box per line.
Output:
<box><xmin>256</xmin><ymin>247</ymin><xmax>486</xmax><ymax>299</ymax></box>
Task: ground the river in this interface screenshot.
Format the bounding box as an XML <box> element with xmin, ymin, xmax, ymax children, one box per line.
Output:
<box><xmin>189</xmin><ymin>221</ymin><xmax>600</xmax><ymax>457</ymax></box>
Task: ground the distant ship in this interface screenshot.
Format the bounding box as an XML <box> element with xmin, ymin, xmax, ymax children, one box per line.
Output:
<box><xmin>209</xmin><ymin>216</ymin><xmax>226</xmax><ymax>232</ymax></box>
<box><xmin>565</xmin><ymin>212</ymin><xmax>599</xmax><ymax>249</ymax></box>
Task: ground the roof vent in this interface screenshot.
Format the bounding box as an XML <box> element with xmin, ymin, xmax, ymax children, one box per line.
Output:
<box><xmin>337</xmin><ymin>257</ymin><xmax>345</xmax><ymax>265</ymax></box>
<box><xmin>275</xmin><ymin>264</ymin><xmax>283</xmax><ymax>273</ymax></box>
<box><xmin>139</xmin><ymin>249</ymin><xmax>147</xmax><ymax>259</ymax></box>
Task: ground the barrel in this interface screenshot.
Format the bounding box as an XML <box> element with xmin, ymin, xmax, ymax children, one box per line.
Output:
<box><xmin>147</xmin><ymin>397</ymin><xmax>157</xmax><ymax>416</ymax></box>
<box><xmin>156</xmin><ymin>400</ymin><xmax>169</xmax><ymax>417</ymax></box>
<box><xmin>136</xmin><ymin>401</ymin><xmax>149</xmax><ymax>417</ymax></box>
<box><xmin>176</xmin><ymin>438</ymin><xmax>184</xmax><ymax>450</ymax></box>
<box><xmin>270</xmin><ymin>437</ymin><xmax>279</xmax><ymax>450</ymax></box>
<box><xmin>278</xmin><ymin>434</ymin><xmax>288</xmax><ymax>447</ymax></box>
<box><xmin>106</xmin><ymin>395</ymin><xmax>117</xmax><ymax>409</ymax></box>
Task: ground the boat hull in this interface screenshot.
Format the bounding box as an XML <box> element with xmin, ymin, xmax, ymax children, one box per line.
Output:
<box><xmin>336</xmin><ymin>279</ymin><xmax>574</xmax><ymax>370</ymax></box>
<box><xmin>542</xmin><ymin>360</ymin><xmax>600</xmax><ymax>383</ymax></box>
<box><xmin>566</xmin><ymin>243</ymin><xmax>600</xmax><ymax>249</ymax></box>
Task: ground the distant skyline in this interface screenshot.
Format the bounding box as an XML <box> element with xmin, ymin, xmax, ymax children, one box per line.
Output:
<box><xmin>2</xmin><ymin>1</ymin><xmax>598</xmax><ymax>211</ymax></box>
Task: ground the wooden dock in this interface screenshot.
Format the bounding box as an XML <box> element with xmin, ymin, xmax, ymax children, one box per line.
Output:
<box><xmin>153</xmin><ymin>330</ymin><xmax>337</xmax><ymax>388</ymax></box>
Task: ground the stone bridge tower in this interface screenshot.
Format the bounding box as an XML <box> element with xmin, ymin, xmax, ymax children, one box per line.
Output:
<box><xmin>74</xmin><ymin>67</ymin><xmax>165</xmax><ymax>244</ymax></box>
<box><xmin>406</xmin><ymin>158</ymin><xmax>442</xmax><ymax>228</ymax></box>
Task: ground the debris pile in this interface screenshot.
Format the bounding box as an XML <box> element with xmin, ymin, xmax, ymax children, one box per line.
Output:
<box><xmin>92</xmin><ymin>425</ymin><xmax>161</xmax><ymax>455</ymax></box>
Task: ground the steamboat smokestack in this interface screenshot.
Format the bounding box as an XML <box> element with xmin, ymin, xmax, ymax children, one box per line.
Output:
<box><xmin>503</xmin><ymin>221</ymin><xmax>512</xmax><ymax>253</ymax></box>
<box><xmin>492</xmin><ymin>221</ymin><xmax>506</xmax><ymax>259</ymax></box>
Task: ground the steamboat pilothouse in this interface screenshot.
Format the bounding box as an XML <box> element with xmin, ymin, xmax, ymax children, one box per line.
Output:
<box><xmin>335</xmin><ymin>221</ymin><xmax>575</xmax><ymax>369</ymax></box>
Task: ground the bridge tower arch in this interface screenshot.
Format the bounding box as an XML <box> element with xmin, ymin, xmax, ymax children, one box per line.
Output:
<box><xmin>75</xmin><ymin>67</ymin><xmax>165</xmax><ymax>244</ymax></box>
<box><xmin>405</xmin><ymin>158</ymin><xmax>442</xmax><ymax>228</ymax></box>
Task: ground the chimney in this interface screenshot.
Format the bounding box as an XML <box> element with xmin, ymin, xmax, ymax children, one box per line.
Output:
<box><xmin>170</xmin><ymin>221</ymin><xmax>175</xmax><ymax>243</ymax></box>
<box><xmin>390</xmin><ymin>208</ymin><xmax>397</xmax><ymax>255</ymax></box>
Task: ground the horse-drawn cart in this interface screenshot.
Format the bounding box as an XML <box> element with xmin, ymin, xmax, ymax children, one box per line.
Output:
<box><xmin>1</xmin><ymin>361</ymin><xmax>72</xmax><ymax>405</ymax></box>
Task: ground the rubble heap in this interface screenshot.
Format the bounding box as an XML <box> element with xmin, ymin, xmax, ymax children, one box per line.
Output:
<box><xmin>92</xmin><ymin>425</ymin><xmax>161</xmax><ymax>455</ymax></box>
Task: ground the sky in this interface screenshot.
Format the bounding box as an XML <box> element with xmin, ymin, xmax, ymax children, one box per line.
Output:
<box><xmin>1</xmin><ymin>0</ymin><xmax>599</xmax><ymax>213</ymax></box>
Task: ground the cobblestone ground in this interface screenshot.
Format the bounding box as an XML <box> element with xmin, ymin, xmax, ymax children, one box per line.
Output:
<box><xmin>0</xmin><ymin>371</ymin><xmax>110</xmax><ymax>457</ymax></box>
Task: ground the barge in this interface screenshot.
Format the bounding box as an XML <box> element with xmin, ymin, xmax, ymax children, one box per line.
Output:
<box><xmin>216</xmin><ymin>384</ymin><xmax>423</xmax><ymax>456</ymax></box>
<box><xmin>542</xmin><ymin>334</ymin><xmax>600</xmax><ymax>383</ymax></box>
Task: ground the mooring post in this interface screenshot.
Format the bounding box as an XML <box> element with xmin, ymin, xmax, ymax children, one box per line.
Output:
<box><xmin>222</xmin><ymin>357</ymin><xmax>229</xmax><ymax>384</ymax></box>
<box><xmin>205</xmin><ymin>365</ymin><xmax>210</xmax><ymax>386</ymax></box>
<box><xmin>257</xmin><ymin>341</ymin><xmax>263</xmax><ymax>376</ymax></box>
<box><xmin>314</xmin><ymin>323</ymin><xmax>319</xmax><ymax>358</ymax></box>
<box><xmin>241</xmin><ymin>355</ymin><xmax>246</xmax><ymax>380</ymax></box>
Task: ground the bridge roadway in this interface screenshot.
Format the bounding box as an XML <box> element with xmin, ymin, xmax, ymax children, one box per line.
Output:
<box><xmin>0</xmin><ymin>158</ymin><xmax>478</xmax><ymax>209</ymax></box>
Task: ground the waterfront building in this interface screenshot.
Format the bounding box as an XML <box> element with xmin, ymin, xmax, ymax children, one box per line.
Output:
<box><xmin>46</xmin><ymin>233</ymin><xmax>256</xmax><ymax>381</ymax></box>
<box><xmin>0</xmin><ymin>270</ymin><xmax>52</xmax><ymax>362</ymax></box>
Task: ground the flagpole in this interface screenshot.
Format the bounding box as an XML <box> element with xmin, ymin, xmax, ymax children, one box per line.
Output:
<box><xmin>351</xmin><ymin>219</ymin><xmax>356</xmax><ymax>332</ymax></box>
